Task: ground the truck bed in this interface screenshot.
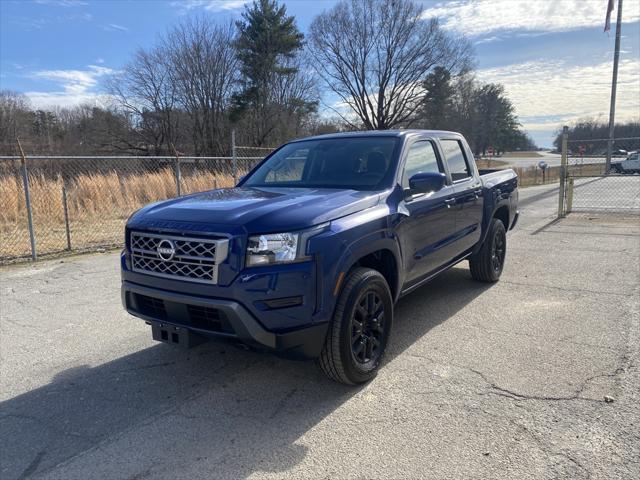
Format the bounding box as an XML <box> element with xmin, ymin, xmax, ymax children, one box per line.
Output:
<box><xmin>479</xmin><ymin>168</ymin><xmax>518</xmax><ymax>188</ymax></box>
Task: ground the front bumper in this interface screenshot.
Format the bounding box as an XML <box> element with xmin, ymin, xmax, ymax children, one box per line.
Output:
<box><xmin>122</xmin><ymin>281</ymin><xmax>329</xmax><ymax>359</ymax></box>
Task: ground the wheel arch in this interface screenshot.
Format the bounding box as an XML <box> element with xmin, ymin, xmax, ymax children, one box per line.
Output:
<box><xmin>493</xmin><ymin>205</ymin><xmax>510</xmax><ymax>229</ymax></box>
<box><xmin>349</xmin><ymin>249</ymin><xmax>400</xmax><ymax>300</ymax></box>
<box><xmin>336</xmin><ymin>236</ymin><xmax>402</xmax><ymax>302</ymax></box>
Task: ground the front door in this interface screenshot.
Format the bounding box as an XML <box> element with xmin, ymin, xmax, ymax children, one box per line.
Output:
<box><xmin>398</xmin><ymin>140</ymin><xmax>459</xmax><ymax>285</ymax></box>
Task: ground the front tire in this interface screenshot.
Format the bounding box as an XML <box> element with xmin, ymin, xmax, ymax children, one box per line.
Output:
<box><xmin>469</xmin><ymin>218</ymin><xmax>507</xmax><ymax>282</ymax></box>
<box><xmin>319</xmin><ymin>268</ymin><xmax>393</xmax><ymax>385</ymax></box>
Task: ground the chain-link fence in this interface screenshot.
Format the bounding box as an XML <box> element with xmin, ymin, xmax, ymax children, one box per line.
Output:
<box><xmin>1</xmin><ymin>143</ymin><xmax>276</xmax><ymax>263</ymax></box>
<box><xmin>557</xmin><ymin>129</ymin><xmax>640</xmax><ymax>216</ymax></box>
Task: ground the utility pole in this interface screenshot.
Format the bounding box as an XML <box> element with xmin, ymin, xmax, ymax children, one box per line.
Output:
<box><xmin>606</xmin><ymin>0</ymin><xmax>623</xmax><ymax>173</ymax></box>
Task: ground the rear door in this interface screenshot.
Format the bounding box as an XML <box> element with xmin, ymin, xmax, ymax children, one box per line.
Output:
<box><xmin>398</xmin><ymin>139</ymin><xmax>458</xmax><ymax>285</ymax></box>
<box><xmin>440</xmin><ymin>138</ymin><xmax>484</xmax><ymax>254</ymax></box>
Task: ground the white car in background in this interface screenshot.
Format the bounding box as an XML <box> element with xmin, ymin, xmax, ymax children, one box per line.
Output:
<box><xmin>611</xmin><ymin>152</ymin><xmax>640</xmax><ymax>174</ymax></box>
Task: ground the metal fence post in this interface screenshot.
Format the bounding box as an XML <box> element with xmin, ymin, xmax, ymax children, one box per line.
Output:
<box><xmin>231</xmin><ymin>129</ymin><xmax>237</xmax><ymax>184</ymax></box>
<box><xmin>171</xmin><ymin>144</ymin><xmax>181</xmax><ymax>196</ymax></box>
<box><xmin>557</xmin><ymin>126</ymin><xmax>568</xmax><ymax>218</ymax></box>
<box><xmin>17</xmin><ymin>138</ymin><xmax>37</xmax><ymax>261</ymax></box>
<box><xmin>59</xmin><ymin>173</ymin><xmax>72</xmax><ymax>250</ymax></box>
<box><xmin>566</xmin><ymin>178</ymin><xmax>574</xmax><ymax>214</ymax></box>
<box><xmin>605</xmin><ymin>0</ymin><xmax>624</xmax><ymax>174</ymax></box>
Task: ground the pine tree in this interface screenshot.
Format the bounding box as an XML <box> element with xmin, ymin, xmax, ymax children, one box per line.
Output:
<box><xmin>234</xmin><ymin>0</ymin><xmax>304</xmax><ymax>113</ymax></box>
<box><xmin>421</xmin><ymin>67</ymin><xmax>454</xmax><ymax>129</ymax></box>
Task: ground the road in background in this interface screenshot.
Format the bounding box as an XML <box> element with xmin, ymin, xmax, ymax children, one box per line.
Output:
<box><xmin>1</xmin><ymin>182</ymin><xmax>639</xmax><ymax>479</ymax></box>
<box><xmin>496</xmin><ymin>152</ymin><xmax>616</xmax><ymax>169</ymax></box>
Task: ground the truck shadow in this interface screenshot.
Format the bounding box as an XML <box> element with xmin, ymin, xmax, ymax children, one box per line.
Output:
<box><xmin>0</xmin><ymin>266</ymin><xmax>492</xmax><ymax>479</ymax></box>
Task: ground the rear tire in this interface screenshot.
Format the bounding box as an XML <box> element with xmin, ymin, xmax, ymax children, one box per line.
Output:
<box><xmin>469</xmin><ymin>218</ymin><xmax>507</xmax><ymax>283</ymax></box>
<box><xmin>319</xmin><ymin>268</ymin><xmax>393</xmax><ymax>385</ymax></box>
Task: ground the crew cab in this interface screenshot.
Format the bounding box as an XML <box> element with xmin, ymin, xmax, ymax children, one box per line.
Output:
<box><xmin>121</xmin><ymin>130</ymin><xmax>518</xmax><ymax>384</ymax></box>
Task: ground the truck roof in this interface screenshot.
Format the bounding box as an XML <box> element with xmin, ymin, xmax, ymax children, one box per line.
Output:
<box><xmin>292</xmin><ymin>129</ymin><xmax>463</xmax><ymax>143</ymax></box>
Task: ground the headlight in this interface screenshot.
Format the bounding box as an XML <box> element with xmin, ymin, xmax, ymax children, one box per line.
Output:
<box><xmin>246</xmin><ymin>224</ymin><xmax>328</xmax><ymax>266</ymax></box>
<box><xmin>246</xmin><ymin>232</ymin><xmax>302</xmax><ymax>266</ymax></box>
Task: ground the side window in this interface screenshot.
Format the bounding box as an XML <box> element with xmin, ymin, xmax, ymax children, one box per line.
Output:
<box><xmin>402</xmin><ymin>141</ymin><xmax>442</xmax><ymax>186</ymax></box>
<box><xmin>441</xmin><ymin>139</ymin><xmax>471</xmax><ymax>181</ymax></box>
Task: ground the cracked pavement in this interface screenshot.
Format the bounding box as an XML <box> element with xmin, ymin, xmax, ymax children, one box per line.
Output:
<box><xmin>1</xmin><ymin>182</ymin><xmax>639</xmax><ymax>479</ymax></box>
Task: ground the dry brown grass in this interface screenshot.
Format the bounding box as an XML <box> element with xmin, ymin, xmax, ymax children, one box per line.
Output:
<box><xmin>0</xmin><ymin>168</ymin><xmax>237</xmax><ymax>260</ymax></box>
<box><xmin>501</xmin><ymin>151</ymin><xmax>544</xmax><ymax>158</ymax></box>
<box><xmin>476</xmin><ymin>161</ymin><xmax>606</xmax><ymax>187</ymax></box>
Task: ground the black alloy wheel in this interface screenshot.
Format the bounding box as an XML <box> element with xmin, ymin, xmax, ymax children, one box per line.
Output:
<box><xmin>469</xmin><ymin>218</ymin><xmax>507</xmax><ymax>283</ymax></box>
<box><xmin>351</xmin><ymin>290</ymin><xmax>385</xmax><ymax>365</ymax></box>
<box><xmin>491</xmin><ymin>228</ymin><xmax>506</xmax><ymax>275</ymax></box>
<box><xmin>319</xmin><ymin>267</ymin><xmax>393</xmax><ymax>384</ymax></box>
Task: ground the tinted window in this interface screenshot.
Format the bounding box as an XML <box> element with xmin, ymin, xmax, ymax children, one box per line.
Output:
<box><xmin>441</xmin><ymin>139</ymin><xmax>471</xmax><ymax>181</ymax></box>
<box><xmin>264</xmin><ymin>148</ymin><xmax>307</xmax><ymax>182</ymax></box>
<box><xmin>402</xmin><ymin>141</ymin><xmax>442</xmax><ymax>186</ymax></box>
<box><xmin>243</xmin><ymin>137</ymin><xmax>399</xmax><ymax>190</ymax></box>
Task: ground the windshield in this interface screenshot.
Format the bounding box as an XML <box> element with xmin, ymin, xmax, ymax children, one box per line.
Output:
<box><xmin>242</xmin><ymin>137</ymin><xmax>400</xmax><ymax>190</ymax></box>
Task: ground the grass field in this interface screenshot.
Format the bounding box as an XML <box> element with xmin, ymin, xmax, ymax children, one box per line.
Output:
<box><xmin>1</xmin><ymin>168</ymin><xmax>236</xmax><ymax>261</ymax></box>
<box><xmin>500</xmin><ymin>151</ymin><xmax>545</xmax><ymax>158</ymax></box>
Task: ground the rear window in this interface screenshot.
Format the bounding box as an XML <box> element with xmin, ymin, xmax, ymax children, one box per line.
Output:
<box><xmin>441</xmin><ymin>139</ymin><xmax>471</xmax><ymax>181</ymax></box>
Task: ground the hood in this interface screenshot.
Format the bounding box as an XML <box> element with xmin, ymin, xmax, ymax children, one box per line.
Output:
<box><xmin>129</xmin><ymin>187</ymin><xmax>381</xmax><ymax>233</ymax></box>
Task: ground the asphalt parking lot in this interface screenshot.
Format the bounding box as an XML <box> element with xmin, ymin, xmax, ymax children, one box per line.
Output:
<box><xmin>570</xmin><ymin>176</ymin><xmax>640</xmax><ymax>214</ymax></box>
<box><xmin>1</xmin><ymin>183</ymin><xmax>639</xmax><ymax>479</ymax></box>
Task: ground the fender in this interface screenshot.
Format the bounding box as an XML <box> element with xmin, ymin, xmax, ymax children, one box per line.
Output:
<box><xmin>330</xmin><ymin>206</ymin><xmax>403</xmax><ymax>301</ymax></box>
<box><xmin>473</xmin><ymin>179</ymin><xmax>517</xmax><ymax>255</ymax></box>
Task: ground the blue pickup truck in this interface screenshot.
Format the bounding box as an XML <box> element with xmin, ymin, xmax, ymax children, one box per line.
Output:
<box><xmin>121</xmin><ymin>130</ymin><xmax>518</xmax><ymax>384</ymax></box>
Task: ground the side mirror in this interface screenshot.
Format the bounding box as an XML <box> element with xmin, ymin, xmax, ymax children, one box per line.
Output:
<box><xmin>408</xmin><ymin>172</ymin><xmax>446</xmax><ymax>194</ymax></box>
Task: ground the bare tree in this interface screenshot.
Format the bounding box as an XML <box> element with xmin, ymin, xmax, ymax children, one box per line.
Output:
<box><xmin>236</xmin><ymin>56</ymin><xmax>319</xmax><ymax>146</ymax></box>
<box><xmin>106</xmin><ymin>18</ymin><xmax>238</xmax><ymax>155</ymax></box>
<box><xmin>308</xmin><ymin>0</ymin><xmax>472</xmax><ymax>129</ymax></box>
<box><xmin>166</xmin><ymin>18</ymin><xmax>238</xmax><ymax>155</ymax></box>
<box><xmin>107</xmin><ymin>47</ymin><xmax>181</xmax><ymax>154</ymax></box>
<box><xmin>0</xmin><ymin>91</ymin><xmax>32</xmax><ymax>152</ymax></box>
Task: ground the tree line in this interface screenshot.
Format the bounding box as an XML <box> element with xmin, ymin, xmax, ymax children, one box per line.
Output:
<box><xmin>1</xmin><ymin>0</ymin><xmax>538</xmax><ymax>157</ymax></box>
<box><xmin>553</xmin><ymin>119</ymin><xmax>640</xmax><ymax>155</ymax></box>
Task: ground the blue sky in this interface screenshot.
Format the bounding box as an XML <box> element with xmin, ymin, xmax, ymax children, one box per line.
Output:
<box><xmin>1</xmin><ymin>0</ymin><xmax>639</xmax><ymax>147</ymax></box>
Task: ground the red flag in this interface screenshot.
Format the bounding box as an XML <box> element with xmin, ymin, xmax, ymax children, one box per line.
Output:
<box><xmin>604</xmin><ymin>0</ymin><xmax>615</xmax><ymax>32</ymax></box>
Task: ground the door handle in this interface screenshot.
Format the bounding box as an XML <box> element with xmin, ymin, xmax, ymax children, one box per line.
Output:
<box><xmin>445</xmin><ymin>198</ymin><xmax>456</xmax><ymax>208</ymax></box>
<box><xmin>474</xmin><ymin>189</ymin><xmax>482</xmax><ymax>199</ymax></box>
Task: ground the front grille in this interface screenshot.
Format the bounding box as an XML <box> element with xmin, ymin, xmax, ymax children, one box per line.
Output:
<box><xmin>135</xmin><ymin>293</ymin><xmax>167</xmax><ymax>320</ymax></box>
<box><xmin>130</xmin><ymin>231</ymin><xmax>229</xmax><ymax>283</ymax></box>
<box><xmin>131</xmin><ymin>292</ymin><xmax>235</xmax><ymax>335</ymax></box>
<box><xmin>187</xmin><ymin>305</ymin><xmax>233</xmax><ymax>333</ymax></box>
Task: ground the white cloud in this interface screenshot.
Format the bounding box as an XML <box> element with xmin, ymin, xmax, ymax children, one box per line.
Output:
<box><xmin>11</xmin><ymin>11</ymin><xmax>92</xmax><ymax>30</ymax></box>
<box><xmin>422</xmin><ymin>0</ymin><xmax>640</xmax><ymax>37</ymax></box>
<box><xmin>101</xmin><ymin>23</ymin><xmax>129</xmax><ymax>32</ymax></box>
<box><xmin>26</xmin><ymin>65</ymin><xmax>115</xmax><ymax>108</ymax></box>
<box><xmin>33</xmin><ymin>0</ymin><xmax>88</xmax><ymax>6</ymax></box>
<box><xmin>24</xmin><ymin>92</ymin><xmax>110</xmax><ymax>109</ymax></box>
<box><xmin>170</xmin><ymin>0</ymin><xmax>247</xmax><ymax>13</ymax></box>
<box><xmin>10</xmin><ymin>17</ymin><xmax>49</xmax><ymax>30</ymax></box>
<box><xmin>477</xmin><ymin>58</ymin><xmax>640</xmax><ymax>131</ymax></box>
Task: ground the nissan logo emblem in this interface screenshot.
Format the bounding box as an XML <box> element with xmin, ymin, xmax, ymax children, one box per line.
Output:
<box><xmin>157</xmin><ymin>239</ymin><xmax>176</xmax><ymax>261</ymax></box>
